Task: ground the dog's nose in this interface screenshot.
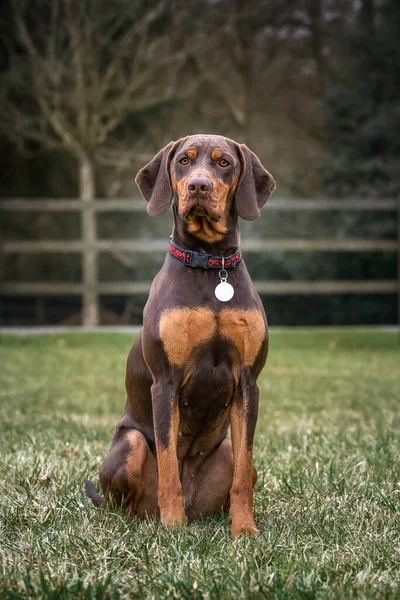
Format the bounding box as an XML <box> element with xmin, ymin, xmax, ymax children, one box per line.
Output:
<box><xmin>187</xmin><ymin>178</ymin><xmax>212</xmax><ymax>196</ymax></box>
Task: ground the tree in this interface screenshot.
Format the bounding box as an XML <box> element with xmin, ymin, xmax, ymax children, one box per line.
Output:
<box><xmin>0</xmin><ymin>0</ymin><xmax>187</xmax><ymax>324</ymax></box>
<box><xmin>190</xmin><ymin>0</ymin><xmax>300</xmax><ymax>141</ymax></box>
<box><xmin>319</xmin><ymin>0</ymin><xmax>400</xmax><ymax>198</ymax></box>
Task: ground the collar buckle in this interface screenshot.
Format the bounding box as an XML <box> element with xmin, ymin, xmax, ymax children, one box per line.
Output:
<box><xmin>190</xmin><ymin>251</ymin><xmax>210</xmax><ymax>269</ymax></box>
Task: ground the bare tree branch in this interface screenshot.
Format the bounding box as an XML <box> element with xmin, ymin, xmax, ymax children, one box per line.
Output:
<box><xmin>1</xmin><ymin>0</ymin><xmax>188</xmax><ymax>178</ymax></box>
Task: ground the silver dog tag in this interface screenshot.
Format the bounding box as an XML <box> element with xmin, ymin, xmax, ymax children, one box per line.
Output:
<box><xmin>215</xmin><ymin>280</ymin><xmax>234</xmax><ymax>302</ymax></box>
<box><xmin>215</xmin><ymin>262</ymin><xmax>234</xmax><ymax>301</ymax></box>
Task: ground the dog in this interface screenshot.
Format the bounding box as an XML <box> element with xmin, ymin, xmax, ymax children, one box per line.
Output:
<box><xmin>86</xmin><ymin>134</ymin><xmax>276</xmax><ymax>537</ymax></box>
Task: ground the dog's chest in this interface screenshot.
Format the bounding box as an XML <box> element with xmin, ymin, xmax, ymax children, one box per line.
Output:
<box><xmin>159</xmin><ymin>306</ymin><xmax>265</xmax><ymax>368</ymax></box>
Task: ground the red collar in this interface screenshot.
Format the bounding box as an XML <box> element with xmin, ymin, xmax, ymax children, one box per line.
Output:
<box><xmin>168</xmin><ymin>237</ymin><xmax>242</xmax><ymax>269</ymax></box>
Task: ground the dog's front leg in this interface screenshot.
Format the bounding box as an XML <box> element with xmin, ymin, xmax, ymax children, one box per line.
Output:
<box><xmin>229</xmin><ymin>374</ymin><xmax>259</xmax><ymax>537</ymax></box>
<box><xmin>151</xmin><ymin>378</ymin><xmax>184</xmax><ymax>527</ymax></box>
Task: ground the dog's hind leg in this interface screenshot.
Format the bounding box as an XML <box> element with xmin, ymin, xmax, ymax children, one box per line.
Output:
<box><xmin>86</xmin><ymin>428</ymin><xmax>158</xmax><ymax>518</ymax></box>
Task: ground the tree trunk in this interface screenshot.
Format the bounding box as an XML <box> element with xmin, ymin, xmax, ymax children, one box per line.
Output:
<box><xmin>309</xmin><ymin>0</ymin><xmax>324</xmax><ymax>92</ymax></box>
<box><xmin>360</xmin><ymin>0</ymin><xmax>374</xmax><ymax>37</ymax></box>
<box><xmin>79</xmin><ymin>156</ymin><xmax>98</xmax><ymax>326</ymax></box>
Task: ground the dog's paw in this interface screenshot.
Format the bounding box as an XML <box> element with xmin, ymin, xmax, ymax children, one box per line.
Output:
<box><xmin>161</xmin><ymin>507</ymin><xmax>186</xmax><ymax>529</ymax></box>
<box><xmin>230</xmin><ymin>517</ymin><xmax>258</xmax><ymax>538</ymax></box>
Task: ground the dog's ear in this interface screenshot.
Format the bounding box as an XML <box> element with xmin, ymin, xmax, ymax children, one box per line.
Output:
<box><xmin>235</xmin><ymin>144</ymin><xmax>276</xmax><ymax>220</ymax></box>
<box><xmin>135</xmin><ymin>141</ymin><xmax>177</xmax><ymax>216</ymax></box>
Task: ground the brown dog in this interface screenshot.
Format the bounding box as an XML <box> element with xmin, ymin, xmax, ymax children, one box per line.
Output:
<box><xmin>86</xmin><ymin>134</ymin><xmax>276</xmax><ymax>537</ymax></box>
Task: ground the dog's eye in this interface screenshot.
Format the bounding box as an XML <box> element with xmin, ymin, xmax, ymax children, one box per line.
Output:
<box><xmin>218</xmin><ymin>159</ymin><xmax>229</xmax><ymax>167</ymax></box>
<box><xmin>180</xmin><ymin>157</ymin><xmax>189</xmax><ymax>165</ymax></box>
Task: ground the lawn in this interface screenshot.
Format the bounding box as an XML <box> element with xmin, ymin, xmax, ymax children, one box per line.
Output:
<box><xmin>0</xmin><ymin>330</ymin><xmax>399</xmax><ymax>599</ymax></box>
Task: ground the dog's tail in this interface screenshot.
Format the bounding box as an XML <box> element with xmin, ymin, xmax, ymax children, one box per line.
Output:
<box><xmin>85</xmin><ymin>480</ymin><xmax>106</xmax><ymax>507</ymax></box>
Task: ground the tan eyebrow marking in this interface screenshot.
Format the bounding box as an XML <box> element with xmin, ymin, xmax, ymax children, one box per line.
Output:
<box><xmin>187</xmin><ymin>148</ymin><xmax>197</xmax><ymax>160</ymax></box>
<box><xmin>211</xmin><ymin>149</ymin><xmax>223</xmax><ymax>161</ymax></box>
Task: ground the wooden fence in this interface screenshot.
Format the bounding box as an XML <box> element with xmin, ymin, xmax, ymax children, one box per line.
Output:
<box><xmin>1</xmin><ymin>197</ymin><xmax>399</xmax><ymax>326</ymax></box>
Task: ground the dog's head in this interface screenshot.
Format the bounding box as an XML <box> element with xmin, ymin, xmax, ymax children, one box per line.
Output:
<box><xmin>136</xmin><ymin>134</ymin><xmax>276</xmax><ymax>243</ymax></box>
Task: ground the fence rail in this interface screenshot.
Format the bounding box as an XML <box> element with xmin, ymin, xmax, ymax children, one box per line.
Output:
<box><xmin>2</xmin><ymin>239</ymin><xmax>399</xmax><ymax>253</ymax></box>
<box><xmin>1</xmin><ymin>280</ymin><xmax>398</xmax><ymax>296</ymax></box>
<box><xmin>1</xmin><ymin>197</ymin><xmax>399</xmax><ymax>326</ymax></box>
<box><xmin>1</xmin><ymin>198</ymin><xmax>399</xmax><ymax>211</ymax></box>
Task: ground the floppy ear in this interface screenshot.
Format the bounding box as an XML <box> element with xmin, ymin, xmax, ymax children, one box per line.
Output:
<box><xmin>135</xmin><ymin>141</ymin><xmax>177</xmax><ymax>216</ymax></box>
<box><xmin>235</xmin><ymin>144</ymin><xmax>276</xmax><ymax>220</ymax></box>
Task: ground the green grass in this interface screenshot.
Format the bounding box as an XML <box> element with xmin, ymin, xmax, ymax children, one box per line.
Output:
<box><xmin>0</xmin><ymin>330</ymin><xmax>399</xmax><ymax>599</ymax></box>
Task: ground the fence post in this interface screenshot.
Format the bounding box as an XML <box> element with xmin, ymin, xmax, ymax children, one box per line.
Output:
<box><xmin>80</xmin><ymin>158</ymin><xmax>99</xmax><ymax>326</ymax></box>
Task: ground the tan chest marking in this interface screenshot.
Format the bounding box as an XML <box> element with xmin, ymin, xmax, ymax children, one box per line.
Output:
<box><xmin>219</xmin><ymin>309</ymin><xmax>265</xmax><ymax>367</ymax></box>
<box><xmin>159</xmin><ymin>307</ymin><xmax>265</xmax><ymax>367</ymax></box>
<box><xmin>159</xmin><ymin>308</ymin><xmax>216</xmax><ymax>366</ymax></box>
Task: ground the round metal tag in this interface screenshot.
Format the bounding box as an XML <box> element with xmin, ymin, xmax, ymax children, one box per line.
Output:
<box><xmin>215</xmin><ymin>281</ymin><xmax>234</xmax><ymax>302</ymax></box>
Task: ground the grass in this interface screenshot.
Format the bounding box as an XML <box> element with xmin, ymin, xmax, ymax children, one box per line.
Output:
<box><xmin>0</xmin><ymin>330</ymin><xmax>399</xmax><ymax>599</ymax></box>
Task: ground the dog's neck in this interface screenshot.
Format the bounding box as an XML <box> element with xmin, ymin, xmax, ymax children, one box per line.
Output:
<box><xmin>172</xmin><ymin>205</ymin><xmax>240</xmax><ymax>256</ymax></box>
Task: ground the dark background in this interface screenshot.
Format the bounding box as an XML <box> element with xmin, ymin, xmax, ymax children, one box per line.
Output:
<box><xmin>0</xmin><ymin>0</ymin><xmax>399</xmax><ymax>326</ymax></box>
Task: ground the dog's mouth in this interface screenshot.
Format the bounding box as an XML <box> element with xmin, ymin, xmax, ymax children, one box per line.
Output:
<box><xmin>184</xmin><ymin>203</ymin><xmax>221</xmax><ymax>222</ymax></box>
<box><xmin>179</xmin><ymin>199</ymin><xmax>228</xmax><ymax>241</ymax></box>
